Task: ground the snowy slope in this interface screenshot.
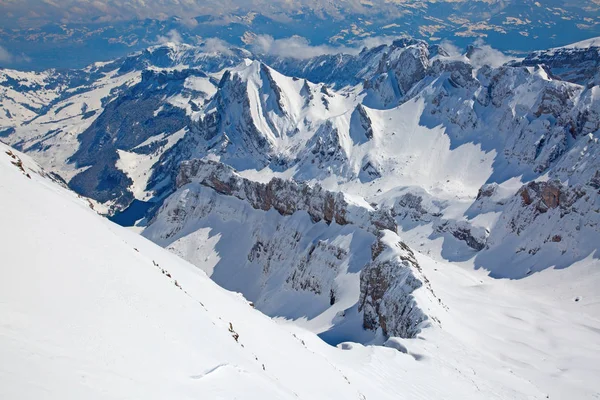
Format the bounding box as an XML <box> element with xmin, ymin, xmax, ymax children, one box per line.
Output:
<box><xmin>2</xmin><ymin>37</ymin><xmax>600</xmax><ymax>399</ymax></box>
<box><xmin>142</xmin><ymin>151</ymin><xmax>600</xmax><ymax>399</ymax></box>
<box><xmin>1</xmin><ymin>142</ymin><xmax>523</xmax><ymax>400</ymax></box>
<box><xmin>0</xmin><ymin>43</ymin><xmax>243</xmax><ymax>211</ymax></box>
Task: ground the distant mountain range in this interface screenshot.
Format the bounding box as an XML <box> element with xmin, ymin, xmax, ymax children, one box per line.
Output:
<box><xmin>1</xmin><ymin>0</ymin><xmax>600</xmax><ymax>70</ymax></box>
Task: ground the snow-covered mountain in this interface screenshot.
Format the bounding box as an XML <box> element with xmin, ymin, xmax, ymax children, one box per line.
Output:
<box><xmin>0</xmin><ymin>142</ymin><xmax>482</xmax><ymax>399</ymax></box>
<box><xmin>2</xmin><ymin>119</ymin><xmax>599</xmax><ymax>399</ymax></box>
<box><xmin>3</xmin><ymin>38</ymin><xmax>598</xmax><ymax>266</ymax></box>
<box><xmin>1</xmin><ymin>37</ymin><xmax>600</xmax><ymax>398</ymax></box>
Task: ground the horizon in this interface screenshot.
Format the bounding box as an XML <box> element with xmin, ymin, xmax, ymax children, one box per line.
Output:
<box><xmin>1</xmin><ymin>0</ymin><xmax>600</xmax><ymax>70</ymax></box>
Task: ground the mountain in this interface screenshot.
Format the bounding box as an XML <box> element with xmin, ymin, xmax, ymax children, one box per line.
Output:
<box><xmin>2</xmin><ymin>38</ymin><xmax>599</xmax><ymax>273</ymax></box>
<box><xmin>0</xmin><ymin>140</ymin><xmax>486</xmax><ymax>400</ymax></box>
<box><xmin>2</xmin><ymin>0</ymin><xmax>600</xmax><ymax>70</ymax></box>
<box><xmin>1</xmin><ymin>36</ymin><xmax>600</xmax><ymax>398</ymax></box>
<box><xmin>2</xmin><ymin>120</ymin><xmax>599</xmax><ymax>399</ymax></box>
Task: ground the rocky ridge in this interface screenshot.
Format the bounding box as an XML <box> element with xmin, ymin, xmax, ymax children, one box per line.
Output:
<box><xmin>144</xmin><ymin>158</ymin><xmax>431</xmax><ymax>339</ymax></box>
<box><xmin>175</xmin><ymin>159</ymin><xmax>396</xmax><ymax>234</ymax></box>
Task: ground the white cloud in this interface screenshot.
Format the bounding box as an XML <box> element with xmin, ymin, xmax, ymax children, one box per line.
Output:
<box><xmin>353</xmin><ymin>35</ymin><xmax>404</xmax><ymax>49</ymax></box>
<box><xmin>156</xmin><ymin>29</ymin><xmax>183</xmax><ymax>45</ymax></box>
<box><xmin>439</xmin><ymin>40</ymin><xmax>462</xmax><ymax>57</ymax></box>
<box><xmin>251</xmin><ymin>35</ymin><xmax>357</xmax><ymax>59</ymax></box>
<box><xmin>0</xmin><ymin>46</ymin><xmax>14</xmax><ymax>63</ymax></box>
<box><xmin>177</xmin><ymin>16</ymin><xmax>198</xmax><ymax>28</ymax></box>
<box><xmin>0</xmin><ymin>45</ymin><xmax>31</xmax><ymax>64</ymax></box>
<box><xmin>468</xmin><ymin>38</ymin><xmax>515</xmax><ymax>68</ymax></box>
<box><xmin>248</xmin><ymin>34</ymin><xmax>432</xmax><ymax>60</ymax></box>
<box><xmin>201</xmin><ymin>38</ymin><xmax>234</xmax><ymax>56</ymax></box>
<box><xmin>0</xmin><ymin>0</ymin><xmax>385</xmax><ymax>27</ymax></box>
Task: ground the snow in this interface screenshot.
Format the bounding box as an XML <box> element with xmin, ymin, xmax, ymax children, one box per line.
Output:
<box><xmin>184</xmin><ymin>75</ymin><xmax>218</xmax><ymax>97</ymax></box>
<box><xmin>143</xmin><ymin>160</ymin><xmax>600</xmax><ymax>399</ymax></box>
<box><xmin>0</xmin><ymin>142</ymin><xmax>516</xmax><ymax>400</ymax></box>
<box><xmin>2</xmin><ymin>39</ymin><xmax>600</xmax><ymax>400</ymax></box>
<box><xmin>1</xmin><ymin>68</ymin><xmax>141</xmax><ymax>182</ymax></box>
<box><xmin>557</xmin><ymin>36</ymin><xmax>600</xmax><ymax>50</ymax></box>
<box><xmin>116</xmin><ymin>128</ymin><xmax>188</xmax><ymax>200</ymax></box>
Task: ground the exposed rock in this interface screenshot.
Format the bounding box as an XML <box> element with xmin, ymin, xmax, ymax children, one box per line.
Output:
<box><xmin>434</xmin><ymin>220</ymin><xmax>488</xmax><ymax>251</ymax></box>
<box><xmin>551</xmin><ymin>235</ymin><xmax>562</xmax><ymax>243</ymax></box>
<box><xmin>388</xmin><ymin>189</ymin><xmax>486</xmax><ymax>251</ymax></box>
<box><xmin>359</xmin><ymin>233</ymin><xmax>427</xmax><ymax>338</ymax></box>
<box><xmin>480</xmin><ymin>176</ymin><xmax>600</xmax><ymax>277</ymax></box>
<box><xmin>430</xmin><ymin>59</ymin><xmax>478</xmax><ymax>90</ymax></box>
<box><xmin>351</xmin><ymin>104</ymin><xmax>374</xmax><ymax>141</ymax></box>
<box><xmin>176</xmin><ymin>158</ymin><xmax>397</xmax><ymax>234</ymax></box>
<box><xmin>359</xmin><ymin>161</ymin><xmax>382</xmax><ymax>182</ymax></box>
<box><xmin>518</xmin><ymin>180</ymin><xmax>574</xmax><ymax>213</ymax></box>
<box><xmin>476</xmin><ymin>183</ymin><xmax>498</xmax><ymax>200</ymax></box>
<box><xmin>516</xmin><ymin>45</ymin><xmax>600</xmax><ymax>86</ymax></box>
<box><xmin>260</xmin><ymin>63</ymin><xmax>287</xmax><ymax>116</ymax></box>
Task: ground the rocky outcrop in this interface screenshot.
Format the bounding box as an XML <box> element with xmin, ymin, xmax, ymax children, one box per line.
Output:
<box><xmin>359</xmin><ymin>232</ymin><xmax>428</xmax><ymax>338</ymax></box>
<box><xmin>390</xmin><ymin>191</ymin><xmax>444</xmax><ymax>223</ymax></box>
<box><xmin>143</xmin><ymin>180</ymin><xmax>376</xmax><ymax>323</ymax></box>
<box><xmin>516</xmin><ymin>45</ymin><xmax>600</xmax><ymax>86</ymax></box>
<box><xmin>385</xmin><ymin>39</ymin><xmax>430</xmax><ymax>96</ymax></box>
<box><xmin>149</xmin><ymin>159</ymin><xmax>433</xmax><ymax>341</ymax></box>
<box><xmin>351</xmin><ymin>104</ymin><xmax>374</xmax><ymax>142</ymax></box>
<box><xmin>434</xmin><ymin>221</ymin><xmax>488</xmax><ymax>251</ymax></box>
<box><xmin>176</xmin><ymin>158</ymin><xmax>397</xmax><ymax>234</ymax></box>
<box><xmin>517</xmin><ymin>180</ymin><xmax>582</xmax><ymax>215</ymax></box>
<box><xmin>477</xmin><ymin>176</ymin><xmax>600</xmax><ymax>277</ymax></box>
<box><xmin>476</xmin><ymin>183</ymin><xmax>498</xmax><ymax>200</ymax></box>
<box><xmin>260</xmin><ymin>63</ymin><xmax>287</xmax><ymax>116</ymax></box>
<box><xmin>387</xmin><ymin>189</ymin><xmax>487</xmax><ymax>251</ymax></box>
<box><xmin>429</xmin><ymin>59</ymin><xmax>478</xmax><ymax>90</ymax></box>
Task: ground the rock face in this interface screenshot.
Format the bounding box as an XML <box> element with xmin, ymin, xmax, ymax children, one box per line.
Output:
<box><xmin>359</xmin><ymin>232</ymin><xmax>428</xmax><ymax>338</ymax></box>
<box><xmin>516</xmin><ymin>44</ymin><xmax>600</xmax><ymax>86</ymax></box>
<box><xmin>6</xmin><ymin>40</ymin><xmax>600</xmax><ymax>220</ymax></box>
<box><xmin>513</xmin><ymin>180</ymin><xmax>587</xmax><ymax>231</ymax></box>
<box><xmin>350</xmin><ymin>104</ymin><xmax>374</xmax><ymax>143</ymax></box>
<box><xmin>383</xmin><ymin>188</ymin><xmax>488</xmax><ymax>251</ymax></box>
<box><xmin>144</xmin><ymin>158</ymin><xmax>430</xmax><ymax>340</ymax></box>
<box><xmin>434</xmin><ymin>221</ymin><xmax>488</xmax><ymax>251</ymax></box>
<box><xmin>144</xmin><ymin>180</ymin><xmax>378</xmax><ymax>322</ymax></box>
<box><xmin>175</xmin><ymin>159</ymin><xmax>397</xmax><ymax>234</ymax></box>
<box><xmin>519</xmin><ymin>181</ymin><xmax>565</xmax><ymax>211</ymax></box>
<box><xmin>477</xmin><ymin>176</ymin><xmax>600</xmax><ymax>278</ymax></box>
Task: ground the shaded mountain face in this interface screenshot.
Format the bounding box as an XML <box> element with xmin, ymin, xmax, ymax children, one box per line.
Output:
<box><xmin>1</xmin><ymin>37</ymin><xmax>599</xmax><ymax>347</ymax></box>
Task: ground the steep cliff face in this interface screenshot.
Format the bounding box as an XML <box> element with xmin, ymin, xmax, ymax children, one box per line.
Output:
<box><xmin>68</xmin><ymin>69</ymin><xmax>206</xmax><ymax>205</ymax></box>
<box><xmin>359</xmin><ymin>231</ymin><xmax>429</xmax><ymax>338</ymax></box>
<box><xmin>4</xmin><ymin>38</ymin><xmax>600</xmax><ymax>344</ymax></box>
<box><xmin>144</xmin><ymin>183</ymin><xmax>377</xmax><ymax>325</ymax></box>
<box><xmin>146</xmin><ymin>59</ymin><xmax>355</xmax><ymax>196</ymax></box>
<box><xmin>144</xmin><ymin>158</ymin><xmax>430</xmax><ymax>340</ymax></box>
<box><xmin>175</xmin><ymin>159</ymin><xmax>396</xmax><ymax>234</ymax></box>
